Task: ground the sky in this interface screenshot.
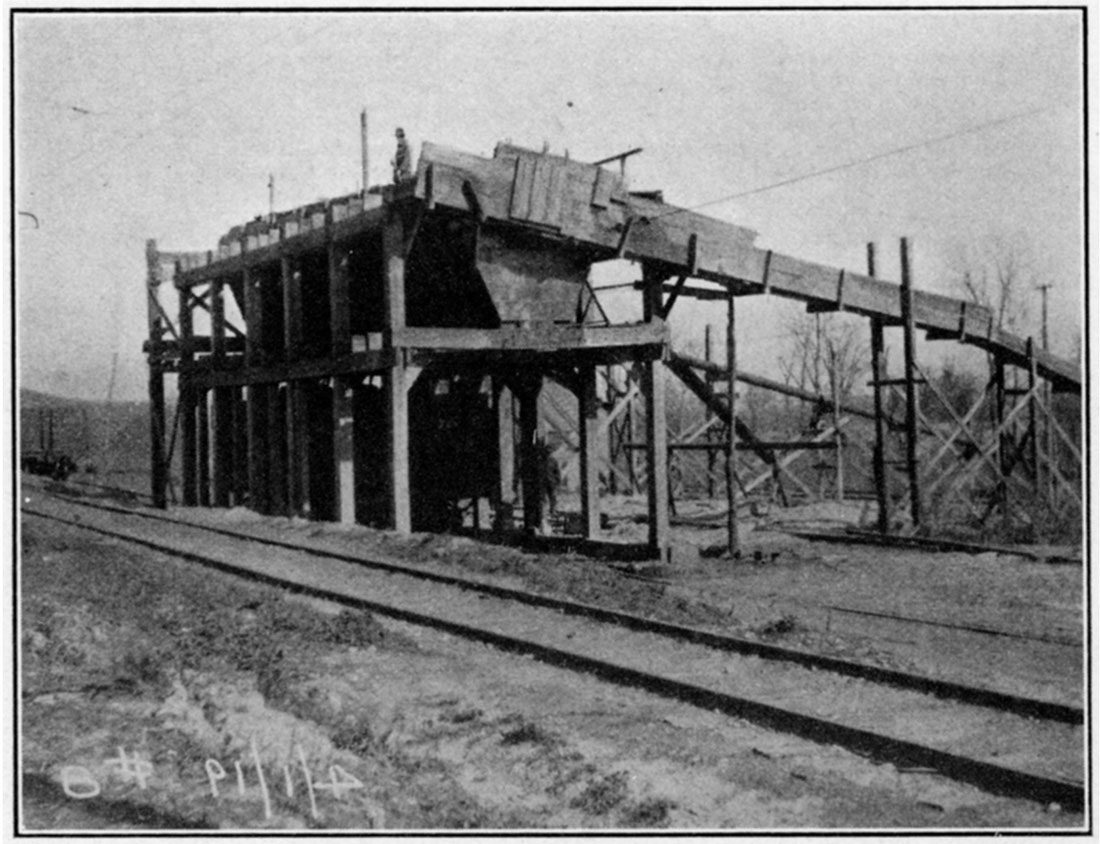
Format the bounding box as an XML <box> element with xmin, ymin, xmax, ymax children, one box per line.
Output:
<box><xmin>13</xmin><ymin>8</ymin><xmax>1086</xmax><ymax>403</ymax></box>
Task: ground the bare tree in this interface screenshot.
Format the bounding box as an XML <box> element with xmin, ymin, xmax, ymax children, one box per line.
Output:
<box><xmin>947</xmin><ymin>233</ymin><xmax>1033</xmax><ymax>338</ymax></box>
<box><xmin>778</xmin><ymin>312</ymin><xmax>870</xmax><ymax>410</ymax></box>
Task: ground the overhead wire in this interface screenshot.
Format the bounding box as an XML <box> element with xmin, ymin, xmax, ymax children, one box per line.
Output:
<box><xmin>649</xmin><ymin>101</ymin><xmax>1070</xmax><ymax>221</ymax></box>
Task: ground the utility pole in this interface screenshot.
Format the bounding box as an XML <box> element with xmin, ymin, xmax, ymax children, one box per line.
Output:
<box><xmin>268</xmin><ymin>174</ymin><xmax>275</xmax><ymax>222</ymax></box>
<box><xmin>360</xmin><ymin>108</ymin><xmax>369</xmax><ymax>195</ymax></box>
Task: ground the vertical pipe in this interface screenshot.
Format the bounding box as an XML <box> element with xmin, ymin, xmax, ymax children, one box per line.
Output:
<box><xmin>899</xmin><ymin>237</ymin><xmax>922</xmax><ymax>528</ymax></box>
<box><xmin>726</xmin><ymin>285</ymin><xmax>739</xmax><ymax>557</ymax></box>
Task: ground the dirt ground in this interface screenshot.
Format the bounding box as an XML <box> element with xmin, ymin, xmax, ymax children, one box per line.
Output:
<box><xmin>18</xmin><ymin>490</ymin><xmax>1086</xmax><ymax>832</ymax></box>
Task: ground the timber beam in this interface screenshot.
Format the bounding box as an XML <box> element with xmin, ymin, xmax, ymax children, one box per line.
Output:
<box><xmin>180</xmin><ymin>351</ymin><xmax>394</xmax><ymax>388</ymax></box>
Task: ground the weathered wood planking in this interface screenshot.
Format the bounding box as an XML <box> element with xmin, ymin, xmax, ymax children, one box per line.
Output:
<box><xmin>164</xmin><ymin>139</ymin><xmax>1078</xmax><ymax>391</ymax></box>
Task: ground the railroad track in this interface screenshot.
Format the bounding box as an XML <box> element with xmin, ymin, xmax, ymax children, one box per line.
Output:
<box><xmin>30</xmin><ymin>482</ymin><xmax>1085</xmax><ymax>724</ymax></box>
<box><xmin>21</xmin><ymin>487</ymin><xmax>1086</xmax><ymax>812</ymax></box>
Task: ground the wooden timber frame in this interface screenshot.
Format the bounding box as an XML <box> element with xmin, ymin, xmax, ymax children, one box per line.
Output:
<box><xmin>145</xmin><ymin>139</ymin><xmax>1082</xmax><ymax>556</ymax></box>
<box><xmin>144</xmin><ymin>161</ymin><xmax>673</xmax><ymax>558</ymax></box>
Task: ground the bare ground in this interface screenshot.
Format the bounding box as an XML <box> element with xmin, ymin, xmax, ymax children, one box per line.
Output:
<box><xmin>18</xmin><ymin>492</ymin><xmax>1085</xmax><ymax>832</ymax></box>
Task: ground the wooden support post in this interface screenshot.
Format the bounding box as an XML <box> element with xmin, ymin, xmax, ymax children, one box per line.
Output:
<box><xmin>579</xmin><ymin>366</ymin><xmax>601</xmax><ymax>539</ymax></box>
<box><xmin>519</xmin><ymin>382</ymin><xmax>542</xmax><ymax>533</ymax></box>
<box><xmin>197</xmin><ymin>390</ymin><xmax>210</xmax><ymax>507</ymax></box>
<box><xmin>331</xmin><ymin>379</ymin><xmax>355</xmax><ymax>524</ymax></box>
<box><xmin>899</xmin><ymin>237</ymin><xmax>922</xmax><ymax>528</ymax></box>
<box><xmin>329</xmin><ymin>241</ymin><xmax>352</xmax><ymax>358</ymax></box>
<box><xmin>493</xmin><ymin>381</ymin><xmax>516</xmax><ymax>532</ymax></box>
<box><xmin>247</xmin><ymin>385</ymin><xmax>269</xmax><ymax>514</ymax></box>
<box><xmin>725</xmin><ymin>284</ymin><xmax>739</xmax><ymax>557</ymax></box>
<box><xmin>232</xmin><ymin>389</ymin><xmax>248</xmax><ymax>506</ymax></box>
<box><xmin>145</xmin><ymin>240</ymin><xmax>168</xmax><ymax>508</ymax></box>
<box><xmin>704</xmin><ymin>324</ymin><xmax>716</xmax><ymax>498</ymax></box>
<box><xmin>626</xmin><ymin>392</ymin><xmax>638</xmax><ymax>494</ymax></box>
<box><xmin>244</xmin><ymin>267</ymin><xmax>262</xmax><ymax>367</ymax></box>
<box><xmin>148</xmin><ymin>367</ymin><xmax>167</xmax><ymax>509</ymax></box>
<box><xmin>211</xmin><ymin>277</ymin><xmax>226</xmax><ymax>360</ymax></box>
<box><xmin>830</xmin><ymin>346</ymin><xmax>844</xmax><ymax>502</ymax></box>
<box><xmin>178</xmin><ymin>282</ymin><xmax>197</xmax><ymax>506</ymax></box>
<box><xmin>212</xmin><ymin>387</ymin><xmax>233</xmax><ymax>506</ymax></box>
<box><xmin>993</xmin><ymin>356</ymin><xmax>1008</xmax><ymax>529</ymax></box>
<box><xmin>1027</xmin><ymin>338</ymin><xmax>1040</xmax><ymax>484</ymax></box>
<box><xmin>283</xmin><ymin>256</ymin><xmax>306</xmax><ymax>516</ymax></box>
<box><xmin>868</xmin><ymin>244</ymin><xmax>889</xmax><ymax>533</ymax></box>
<box><xmin>383</xmin><ymin>212</ymin><xmax>412</xmax><ymax>533</ymax></box>
<box><xmin>327</xmin><ymin>240</ymin><xmax>356</xmax><ymax>523</ymax></box>
<box><xmin>641</xmin><ymin>265</ymin><xmax>670</xmax><ymax>559</ymax></box>
<box><xmin>268</xmin><ymin>385</ymin><xmax>288</xmax><ymax>516</ymax></box>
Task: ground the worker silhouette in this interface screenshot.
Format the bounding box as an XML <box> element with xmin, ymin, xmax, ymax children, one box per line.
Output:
<box><xmin>393</xmin><ymin>127</ymin><xmax>412</xmax><ymax>183</ymax></box>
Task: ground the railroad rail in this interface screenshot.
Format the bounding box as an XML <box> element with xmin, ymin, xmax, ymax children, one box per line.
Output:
<box><xmin>22</xmin><ymin>491</ymin><xmax>1085</xmax><ymax>811</ymax></box>
<box><xmin>33</xmin><ymin>483</ymin><xmax>1082</xmax><ymax>725</ymax></box>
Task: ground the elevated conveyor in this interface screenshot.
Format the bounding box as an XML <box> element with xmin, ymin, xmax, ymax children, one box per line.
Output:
<box><xmin>414</xmin><ymin>142</ymin><xmax>1080</xmax><ymax>393</ymax></box>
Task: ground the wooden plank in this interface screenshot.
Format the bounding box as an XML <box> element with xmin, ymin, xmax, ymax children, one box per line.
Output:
<box><xmin>527</xmin><ymin>156</ymin><xmax>550</xmax><ymax>222</ymax></box>
<box><xmin>184</xmin><ymin>351</ymin><xmax>393</xmax><ymax>389</ymax></box>
<box><xmin>393</xmin><ymin>322</ymin><xmax>667</xmax><ymax>351</ymax></box>
<box><xmin>541</xmin><ymin>159</ymin><xmax>565</xmax><ymax>228</ymax></box>
<box><xmin>591</xmin><ymin>167</ymin><xmax>615</xmax><ymax>208</ymax></box>
<box><xmin>510</xmin><ymin>155</ymin><xmax>535</xmax><ymax>220</ymax></box>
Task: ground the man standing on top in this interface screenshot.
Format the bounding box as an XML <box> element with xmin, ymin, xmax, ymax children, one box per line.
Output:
<box><xmin>393</xmin><ymin>127</ymin><xmax>412</xmax><ymax>183</ymax></box>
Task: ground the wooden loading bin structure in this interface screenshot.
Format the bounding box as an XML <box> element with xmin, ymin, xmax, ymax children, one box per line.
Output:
<box><xmin>145</xmin><ymin>142</ymin><xmax>672</xmax><ymax>554</ymax></box>
<box><xmin>146</xmin><ymin>139</ymin><xmax>1082</xmax><ymax>558</ymax></box>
